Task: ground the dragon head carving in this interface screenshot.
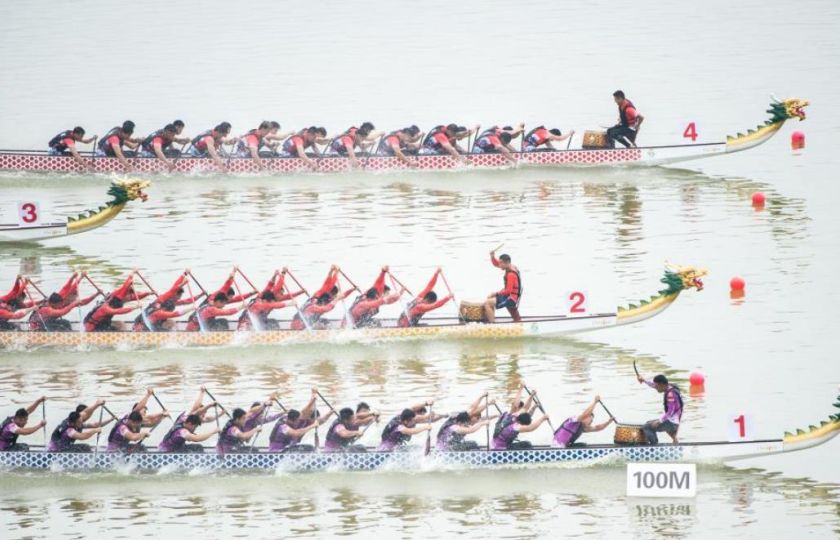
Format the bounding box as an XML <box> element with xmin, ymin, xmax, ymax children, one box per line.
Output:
<box><xmin>107</xmin><ymin>178</ymin><xmax>152</xmax><ymax>206</ymax></box>
<box><xmin>659</xmin><ymin>263</ymin><xmax>708</xmax><ymax>295</ymax></box>
<box><xmin>768</xmin><ymin>97</ymin><xmax>809</xmax><ymax>123</ymax></box>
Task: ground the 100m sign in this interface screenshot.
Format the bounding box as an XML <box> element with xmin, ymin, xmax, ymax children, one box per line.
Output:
<box><xmin>627</xmin><ymin>463</ymin><xmax>697</xmax><ymax>498</ymax></box>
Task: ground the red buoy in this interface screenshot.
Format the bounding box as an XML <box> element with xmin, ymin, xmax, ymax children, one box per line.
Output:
<box><xmin>730</xmin><ymin>276</ymin><xmax>745</xmax><ymax>291</ymax></box>
<box><xmin>791</xmin><ymin>131</ymin><xmax>805</xmax><ymax>150</ymax></box>
<box><xmin>752</xmin><ymin>192</ymin><xmax>766</xmax><ymax>208</ymax></box>
<box><xmin>689</xmin><ymin>372</ymin><xmax>705</xmax><ymax>386</ymax></box>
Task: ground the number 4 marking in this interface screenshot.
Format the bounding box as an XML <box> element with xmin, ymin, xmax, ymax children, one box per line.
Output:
<box><xmin>683</xmin><ymin>122</ymin><xmax>698</xmax><ymax>142</ymax></box>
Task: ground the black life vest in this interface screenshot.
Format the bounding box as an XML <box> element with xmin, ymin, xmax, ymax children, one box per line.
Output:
<box><xmin>397</xmin><ymin>299</ymin><xmax>421</xmax><ymax>327</ymax></box>
<box><xmin>493</xmin><ymin>413</ymin><xmax>516</xmax><ymax>439</ymax></box>
<box><xmin>160</xmin><ymin>418</ymin><xmax>187</xmax><ymax>451</ymax></box>
<box><xmin>292</xmin><ymin>297</ymin><xmax>325</xmax><ymax>327</ymax></box>
<box><xmin>48</xmin><ymin>130</ymin><xmax>74</xmax><ymax>152</ymax></box>
<box><xmin>268</xmin><ymin>416</ymin><xmax>292</xmax><ymax>446</ymax></box>
<box><xmin>377</xmin><ymin>130</ymin><xmax>403</xmax><ymax>154</ymax></box>
<box><xmin>50</xmin><ymin>418</ymin><xmax>78</xmax><ymax>451</ymax></box>
<box><xmin>237</xmin><ymin>298</ymin><xmax>270</xmax><ymax>325</ymax></box>
<box><xmin>619</xmin><ymin>100</ymin><xmax>637</xmax><ymax>128</ymax></box>
<box><xmin>218</xmin><ymin>419</ymin><xmax>242</xmax><ymax>450</ymax></box>
<box><xmin>664</xmin><ymin>385</ymin><xmax>684</xmax><ymax>420</ymax></box>
<box><xmin>380</xmin><ymin>415</ymin><xmax>410</xmax><ymax>447</ymax></box>
<box><xmin>325</xmin><ymin>418</ymin><xmax>352</xmax><ymax>448</ymax></box>
<box><xmin>83</xmin><ymin>300</ymin><xmax>114</xmax><ymax>329</ymax></box>
<box><xmin>436</xmin><ymin>416</ymin><xmax>464</xmax><ymax>448</ymax></box>
<box><xmin>422</xmin><ymin>125</ymin><xmax>446</xmax><ymax>149</ymax></box>
<box><xmin>107</xmin><ymin>416</ymin><xmax>138</xmax><ymax>449</ymax></box>
<box><xmin>141</xmin><ymin>129</ymin><xmax>173</xmax><ymax>153</ymax></box>
<box><xmin>97</xmin><ymin>127</ymin><xmax>123</xmax><ymax>153</ymax></box>
<box><xmin>0</xmin><ymin>416</ymin><xmax>19</xmax><ymax>447</ymax></box>
<box><xmin>349</xmin><ymin>295</ymin><xmax>379</xmax><ymax>327</ymax></box>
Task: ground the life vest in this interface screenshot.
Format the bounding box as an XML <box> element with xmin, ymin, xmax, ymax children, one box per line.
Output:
<box><xmin>436</xmin><ymin>416</ymin><xmax>464</xmax><ymax>450</ymax></box>
<box><xmin>283</xmin><ymin>130</ymin><xmax>311</xmax><ymax>154</ymax></box>
<box><xmin>191</xmin><ymin>130</ymin><xmax>217</xmax><ymax>153</ymax></box>
<box><xmin>217</xmin><ymin>420</ymin><xmax>242</xmax><ymax>451</ymax></box>
<box><xmin>330</xmin><ymin>127</ymin><xmax>359</xmax><ymax>154</ymax></box>
<box><xmin>0</xmin><ymin>416</ymin><xmax>19</xmax><ymax>449</ymax></box>
<box><xmin>349</xmin><ymin>295</ymin><xmax>379</xmax><ymax>327</ymax></box>
<box><xmin>238</xmin><ymin>298</ymin><xmax>271</xmax><ymax>326</ymax></box>
<box><xmin>380</xmin><ymin>415</ymin><xmax>410</xmax><ymax>448</ymax></box>
<box><xmin>27</xmin><ymin>303</ymin><xmax>56</xmax><ymax>331</ymax></box>
<box><xmin>97</xmin><ymin>127</ymin><xmax>124</xmax><ymax>154</ymax></box>
<box><xmin>664</xmin><ymin>385</ymin><xmax>684</xmax><ymax>421</ymax></box>
<box><xmin>325</xmin><ymin>418</ymin><xmax>352</xmax><ymax>450</ymax></box>
<box><xmin>492</xmin><ymin>415</ymin><xmax>519</xmax><ymax>449</ymax></box>
<box><xmin>493</xmin><ymin>412</ymin><xmax>516</xmax><ymax>440</ymax></box>
<box><xmin>524</xmin><ymin>126</ymin><xmax>548</xmax><ymax>147</ymax></box>
<box><xmin>133</xmin><ymin>304</ymin><xmax>157</xmax><ymax>332</ymax></box>
<box><xmin>377</xmin><ymin>131</ymin><xmax>403</xmax><ymax>154</ymax></box>
<box><xmin>159</xmin><ymin>419</ymin><xmax>187</xmax><ymax>452</ymax></box>
<box><xmin>236</xmin><ymin>129</ymin><xmax>264</xmax><ymax>153</ymax></box>
<box><xmin>292</xmin><ymin>297</ymin><xmax>325</xmax><ymax>327</ymax></box>
<box><xmin>49</xmin><ymin>419</ymin><xmax>77</xmax><ymax>451</ymax></box>
<box><xmin>503</xmin><ymin>267</ymin><xmax>522</xmax><ymax>303</ymax></box>
<box><xmin>619</xmin><ymin>100</ymin><xmax>637</xmax><ymax>129</ymax></box>
<box><xmin>553</xmin><ymin>417</ymin><xmax>584</xmax><ymax>447</ymax></box>
<box><xmin>268</xmin><ymin>418</ymin><xmax>294</xmax><ymax>449</ymax></box>
<box><xmin>187</xmin><ymin>304</ymin><xmax>222</xmax><ymax>330</ymax></box>
<box><xmin>141</xmin><ymin>129</ymin><xmax>173</xmax><ymax>153</ymax></box>
<box><xmin>48</xmin><ymin>130</ymin><xmax>74</xmax><ymax>152</ymax></box>
<box><xmin>83</xmin><ymin>301</ymin><xmax>113</xmax><ymax>331</ymax></box>
<box><xmin>422</xmin><ymin>125</ymin><xmax>448</xmax><ymax>150</ymax></box>
<box><xmin>107</xmin><ymin>416</ymin><xmax>138</xmax><ymax>450</ymax></box>
<box><xmin>397</xmin><ymin>299</ymin><xmax>421</xmax><ymax>327</ymax></box>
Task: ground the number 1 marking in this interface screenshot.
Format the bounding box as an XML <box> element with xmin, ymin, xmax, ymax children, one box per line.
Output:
<box><xmin>733</xmin><ymin>415</ymin><xmax>745</xmax><ymax>438</ymax></box>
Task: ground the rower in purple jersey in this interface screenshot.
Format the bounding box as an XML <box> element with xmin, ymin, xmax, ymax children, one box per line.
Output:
<box><xmin>216</xmin><ymin>408</ymin><xmax>263</xmax><ymax>454</ymax></box>
<box><xmin>323</xmin><ymin>403</ymin><xmax>379</xmax><ymax>452</ymax></box>
<box><xmin>377</xmin><ymin>400</ymin><xmax>442</xmax><ymax>451</ymax></box>
<box><xmin>436</xmin><ymin>393</ymin><xmax>496</xmax><ymax>451</ymax></box>
<box><xmin>637</xmin><ymin>372</ymin><xmax>684</xmax><ymax>444</ymax></box>
<box><xmin>0</xmin><ymin>397</ymin><xmax>46</xmax><ymax>452</ymax></box>
<box><xmin>491</xmin><ymin>384</ymin><xmax>549</xmax><ymax>450</ymax></box>
<box><xmin>159</xmin><ymin>414</ymin><xmax>219</xmax><ymax>453</ymax></box>
<box><xmin>243</xmin><ymin>392</ymin><xmax>283</xmax><ymax>432</ymax></box>
<box><xmin>267</xmin><ymin>388</ymin><xmax>334</xmax><ymax>452</ymax></box>
<box><xmin>107</xmin><ymin>411</ymin><xmax>150</xmax><ymax>452</ymax></box>
<box><xmin>552</xmin><ymin>395</ymin><xmax>614</xmax><ymax>448</ymax></box>
<box><xmin>48</xmin><ymin>401</ymin><xmax>111</xmax><ymax>452</ymax></box>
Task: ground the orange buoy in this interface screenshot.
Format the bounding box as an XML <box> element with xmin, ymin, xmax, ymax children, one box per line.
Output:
<box><xmin>791</xmin><ymin>131</ymin><xmax>805</xmax><ymax>150</ymax></box>
<box><xmin>752</xmin><ymin>192</ymin><xmax>766</xmax><ymax>208</ymax></box>
<box><xmin>730</xmin><ymin>276</ymin><xmax>745</xmax><ymax>291</ymax></box>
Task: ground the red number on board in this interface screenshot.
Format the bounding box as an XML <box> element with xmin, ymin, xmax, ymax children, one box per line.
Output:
<box><xmin>683</xmin><ymin>122</ymin><xmax>698</xmax><ymax>142</ymax></box>
<box><xmin>569</xmin><ymin>292</ymin><xmax>586</xmax><ymax>313</ymax></box>
<box><xmin>733</xmin><ymin>415</ymin><xmax>745</xmax><ymax>438</ymax></box>
<box><xmin>20</xmin><ymin>203</ymin><xmax>38</xmax><ymax>223</ymax></box>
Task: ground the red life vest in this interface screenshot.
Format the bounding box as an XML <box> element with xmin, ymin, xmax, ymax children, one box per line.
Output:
<box><xmin>331</xmin><ymin>127</ymin><xmax>359</xmax><ymax>154</ymax></box>
<box><xmin>422</xmin><ymin>126</ymin><xmax>450</xmax><ymax>150</ymax></box>
<box><xmin>142</xmin><ymin>129</ymin><xmax>173</xmax><ymax>153</ymax></box>
<box><xmin>97</xmin><ymin>127</ymin><xmax>124</xmax><ymax>154</ymax></box>
<box><xmin>48</xmin><ymin>130</ymin><xmax>74</xmax><ymax>152</ymax></box>
<box><xmin>619</xmin><ymin>100</ymin><xmax>637</xmax><ymax>128</ymax></box>
<box><xmin>524</xmin><ymin>126</ymin><xmax>549</xmax><ymax>147</ymax></box>
<box><xmin>191</xmin><ymin>130</ymin><xmax>218</xmax><ymax>152</ymax></box>
<box><xmin>83</xmin><ymin>301</ymin><xmax>113</xmax><ymax>330</ymax></box>
<box><xmin>504</xmin><ymin>268</ymin><xmax>522</xmax><ymax>302</ymax></box>
<box><xmin>378</xmin><ymin>131</ymin><xmax>402</xmax><ymax>154</ymax></box>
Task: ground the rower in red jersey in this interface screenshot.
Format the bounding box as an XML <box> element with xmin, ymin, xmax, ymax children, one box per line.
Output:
<box><xmin>421</xmin><ymin>124</ymin><xmax>477</xmax><ymax>164</ymax></box>
<box><xmin>154</xmin><ymin>272</ymin><xmax>204</xmax><ymax>308</ymax></box>
<box><xmin>1</xmin><ymin>276</ymin><xmax>27</xmax><ymax>305</ymax></box>
<box><xmin>140</xmin><ymin>124</ymin><xmax>179</xmax><ymax>171</ymax></box>
<box><xmin>97</xmin><ymin>120</ymin><xmax>141</xmax><ymax>172</ymax></box>
<box><xmin>237</xmin><ymin>291</ymin><xmax>293</xmax><ymax>330</ymax></box>
<box><xmin>397</xmin><ymin>269</ymin><xmax>454</xmax><ymax>327</ymax></box>
<box><xmin>186</xmin><ymin>292</ymin><xmax>238</xmax><ymax>331</ymax></box>
<box><xmin>0</xmin><ymin>300</ymin><xmax>33</xmax><ymax>331</ymax></box>
<box><xmin>376</xmin><ymin>127</ymin><xmax>421</xmax><ymax>167</ymax></box>
<box><xmin>280</xmin><ymin>126</ymin><xmax>325</xmax><ymax>170</ymax></box>
<box><xmin>235</xmin><ymin>121</ymin><xmax>273</xmax><ymax>170</ymax></box>
<box><xmin>328</xmin><ymin>122</ymin><xmax>383</xmax><ymax>168</ymax></box>
<box><xmin>260</xmin><ymin>121</ymin><xmax>294</xmax><ymax>155</ymax></box>
<box><xmin>473</xmin><ymin>125</ymin><xmax>523</xmax><ymax>164</ymax></box>
<box><xmin>190</xmin><ymin>122</ymin><xmax>236</xmax><ymax>171</ymax></box>
<box><xmin>346</xmin><ymin>266</ymin><xmax>403</xmax><ymax>328</ymax></box>
<box><xmin>133</xmin><ymin>299</ymin><xmax>195</xmax><ymax>332</ymax></box>
<box><xmin>83</xmin><ymin>296</ymin><xmax>142</xmax><ymax>332</ymax></box>
<box><xmin>290</xmin><ymin>266</ymin><xmax>355</xmax><ymax>330</ymax></box>
<box><xmin>522</xmin><ymin>125</ymin><xmax>573</xmax><ymax>151</ymax></box>
<box><xmin>484</xmin><ymin>250</ymin><xmax>522</xmax><ymax>323</ymax></box>
<box><xmin>48</xmin><ymin>126</ymin><xmax>97</xmax><ymax>169</ymax></box>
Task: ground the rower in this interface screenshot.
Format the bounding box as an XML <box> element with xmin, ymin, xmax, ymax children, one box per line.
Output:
<box><xmin>133</xmin><ymin>299</ymin><xmax>195</xmax><ymax>332</ymax></box>
<box><xmin>125</xmin><ymin>388</ymin><xmax>170</xmax><ymax>429</ymax></box>
<box><xmin>243</xmin><ymin>393</ymin><xmax>284</xmax><ymax>431</ymax></box>
<box><xmin>328</xmin><ymin>123</ymin><xmax>380</xmax><ymax>168</ymax></box>
<box><xmin>30</xmin><ymin>292</ymin><xmax>89</xmax><ymax>332</ymax></box>
<box><xmin>140</xmin><ymin>124</ymin><xmax>179</xmax><ymax>171</ymax></box>
<box><xmin>83</xmin><ymin>296</ymin><xmax>141</xmax><ymax>332</ymax></box>
<box><xmin>261</xmin><ymin>268</ymin><xmax>305</xmax><ymax>302</ymax></box>
<box><xmin>185</xmin><ymin>292</ymin><xmax>238</xmax><ymax>331</ymax></box>
<box><xmin>290</xmin><ymin>266</ymin><xmax>354</xmax><ymax>331</ymax></box>
<box><xmin>281</xmin><ymin>126</ymin><xmax>327</xmax><ymax>170</ymax></box>
<box><xmin>48</xmin><ymin>126</ymin><xmax>97</xmax><ymax>169</ymax></box>
<box><xmin>1</xmin><ymin>276</ymin><xmax>26</xmax><ymax>304</ymax></box>
<box><xmin>48</xmin><ymin>405</ymin><xmax>109</xmax><ymax>453</ymax></box>
<box><xmin>0</xmin><ymin>397</ymin><xmax>46</xmax><ymax>451</ymax></box>
<box><xmin>522</xmin><ymin>126</ymin><xmax>573</xmax><ymax>151</ymax></box>
<box><xmin>491</xmin><ymin>385</ymin><xmax>547</xmax><ymax>450</ymax></box>
<box><xmin>347</xmin><ymin>266</ymin><xmax>402</xmax><ymax>328</ymax></box>
<box><xmin>268</xmin><ymin>388</ymin><xmax>334</xmax><ymax>452</ymax></box>
<box><xmin>235</xmin><ymin>121</ymin><xmax>273</xmax><ymax>169</ymax></box>
<box><xmin>552</xmin><ymin>395</ymin><xmax>614</xmax><ymax>448</ymax></box>
<box><xmin>155</xmin><ymin>272</ymin><xmax>203</xmax><ymax>307</ymax></box>
<box><xmin>190</xmin><ymin>122</ymin><xmax>236</xmax><ymax>171</ymax></box>
<box><xmin>174</xmin><ymin>386</ymin><xmax>222</xmax><ymax>426</ymax></box>
<box><xmin>260</xmin><ymin>121</ymin><xmax>294</xmax><ymax>155</ymax></box>
<box><xmin>396</xmin><ymin>269</ymin><xmax>453</xmax><ymax>327</ymax></box>
<box><xmin>484</xmin><ymin>250</ymin><xmax>522</xmax><ymax>323</ymax></box>
<box><xmin>377</xmin><ymin>402</ymin><xmax>440</xmax><ymax>451</ymax></box>
<box><xmin>97</xmin><ymin>120</ymin><xmax>141</xmax><ymax>172</ymax></box>
<box><xmin>436</xmin><ymin>393</ymin><xmax>496</xmax><ymax>451</ymax></box>
<box><xmin>0</xmin><ymin>300</ymin><xmax>34</xmax><ymax>331</ymax></box>
<box><xmin>237</xmin><ymin>291</ymin><xmax>292</xmax><ymax>331</ymax></box>
<box><xmin>421</xmin><ymin>124</ymin><xmax>472</xmax><ymax>163</ymax></box>
<box><xmin>106</xmin><ymin>411</ymin><xmax>150</xmax><ymax>452</ymax></box>
<box><xmin>637</xmin><ymin>372</ymin><xmax>683</xmax><ymax>444</ymax></box>
<box><xmin>377</xmin><ymin>127</ymin><xmax>420</xmax><ymax>167</ymax></box>
<box><xmin>159</xmin><ymin>414</ymin><xmax>219</xmax><ymax>453</ymax></box>
<box><xmin>474</xmin><ymin>129</ymin><xmax>518</xmax><ymax>164</ymax></box>
<box><xmin>171</xmin><ymin>120</ymin><xmax>189</xmax><ymax>150</ymax></box>
<box><xmin>607</xmin><ymin>90</ymin><xmax>644</xmax><ymax>148</ymax></box>
<box><xmin>323</xmin><ymin>406</ymin><xmax>376</xmax><ymax>453</ymax></box>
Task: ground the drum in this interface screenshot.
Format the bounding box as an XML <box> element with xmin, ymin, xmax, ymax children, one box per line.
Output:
<box><xmin>614</xmin><ymin>423</ymin><xmax>647</xmax><ymax>445</ymax></box>
<box><xmin>582</xmin><ymin>130</ymin><xmax>609</xmax><ymax>149</ymax></box>
<box><xmin>459</xmin><ymin>301</ymin><xmax>487</xmax><ymax>323</ymax></box>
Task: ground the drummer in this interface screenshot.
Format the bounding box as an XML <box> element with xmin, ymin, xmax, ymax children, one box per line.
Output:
<box><xmin>484</xmin><ymin>249</ymin><xmax>522</xmax><ymax>323</ymax></box>
<box><xmin>607</xmin><ymin>90</ymin><xmax>644</xmax><ymax>148</ymax></box>
<box><xmin>0</xmin><ymin>397</ymin><xmax>47</xmax><ymax>451</ymax></box>
<box><xmin>551</xmin><ymin>395</ymin><xmax>614</xmax><ymax>448</ymax></box>
<box><xmin>637</xmin><ymin>372</ymin><xmax>683</xmax><ymax>444</ymax></box>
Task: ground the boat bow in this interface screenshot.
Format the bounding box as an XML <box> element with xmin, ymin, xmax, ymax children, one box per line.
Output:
<box><xmin>66</xmin><ymin>178</ymin><xmax>151</xmax><ymax>235</ymax></box>
<box><xmin>616</xmin><ymin>264</ymin><xmax>706</xmax><ymax>326</ymax></box>
<box><xmin>782</xmin><ymin>394</ymin><xmax>840</xmax><ymax>454</ymax></box>
<box><xmin>725</xmin><ymin>97</ymin><xmax>808</xmax><ymax>153</ymax></box>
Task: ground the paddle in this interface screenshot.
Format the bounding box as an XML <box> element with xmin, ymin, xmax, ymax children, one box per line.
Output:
<box><xmin>313</xmin><ymin>407</ymin><xmax>320</xmax><ymax>451</ymax></box>
<box><xmin>41</xmin><ymin>399</ymin><xmax>47</xmax><ymax>447</ymax></box>
<box><xmin>523</xmin><ymin>385</ymin><xmax>555</xmax><ymax>432</ymax></box>
<box><xmin>388</xmin><ymin>273</ymin><xmax>413</xmax><ymax>327</ymax></box>
<box><xmin>83</xmin><ymin>274</ymin><xmax>106</xmax><ymax>298</ymax></box>
<box><xmin>566</xmin><ymin>133</ymin><xmax>574</xmax><ymax>151</ymax></box>
<box><xmin>424</xmin><ymin>404</ymin><xmax>433</xmax><ymax>456</ymax></box>
<box><xmin>484</xmin><ymin>394</ymin><xmax>491</xmax><ymax>450</ymax></box>
<box><xmin>184</xmin><ymin>277</ymin><xmax>206</xmax><ymax>333</ymax></box>
<box><xmin>598</xmin><ymin>399</ymin><xmax>618</xmax><ymax>423</ymax></box>
<box><xmin>633</xmin><ymin>361</ymin><xmax>641</xmax><ymax>380</ymax></box>
<box><xmin>280</xmin><ymin>279</ymin><xmax>311</xmax><ymax>333</ymax></box>
<box><xmin>285</xmin><ymin>270</ymin><xmax>310</xmax><ymax>297</ymax></box>
<box><xmin>93</xmin><ymin>405</ymin><xmax>104</xmax><ymax>458</ymax></box>
<box><xmin>235</xmin><ymin>267</ymin><xmax>259</xmax><ymax>292</ymax></box>
<box><xmin>468</xmin><ymin>124</ymin><xmax>481</xmax><ymax>154</ymax></box>
<box><xmin>491</xmin><ymin>242</ymin><xmax>505</xmax><ymax>254</ymax></box>
<box><xmin>24</xmin><ymin>277</ymin><xmax>47</xmax><ymax>299</ymax></box>
<box><xmin>249</xmin><ymin>403</ymin><xmax>271</xmax><ymax>451</ymax></box>
<box><xmin>386</xmin><ymin>270</ymin><xmax>413</xmax><ymax>297</ymax></box>
<box><xmin>315</xmin><ymin>390</ymin><xmax>337</xmax><ymax>416</ymax></box>
<box><xmin>273</xmin><ymin>398</ymin><xmax>287</xmax><ymax>412</ymax></box>
<box><xmin>150</xmin><ymin>391</ymin><xmax>170</xmax><ymax>430</ymax></box>
<box><xmin>134</xmin><ymin>270</ymin><xmax>159</xmax><ymax>298</ymax></box>
<box><xmin>187</xmin><ymin>271</ymin><xmax>208</xmax><ymax>297</ymax></box>
<box><xmin>204</xmin><ymin>388</ymin><xmax>230</xmax><ymax>429</ymax></box>
<box><xmin>438</xmin><ymin>269</ymin><xmax>459</xmax><ymax>319</ymax></box>
<box><xmin>23</xmin><ymin>286</ymin><xmax>48</xmax><ymax>332</ymax></box>
<box><xmin>338</xmin><ymin>269</ymin><xmax>360</xmax><ymax>294</ymax></box>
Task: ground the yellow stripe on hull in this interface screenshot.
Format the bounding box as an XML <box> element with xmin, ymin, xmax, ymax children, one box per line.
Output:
<box><xmin>725</xmin><ymin>120</ymin><xmax>784</xmax><ymax>151</ymax></box>
<box><xmin>66</xmin><ymin>203</ymin><xmax>126</xmax><ymax>236</ymax></box>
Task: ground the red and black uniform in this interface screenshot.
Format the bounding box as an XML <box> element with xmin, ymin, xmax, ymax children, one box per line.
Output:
<box><xmin>83</xmin><ymin>301</ymin><xmax>134</xmax><ymax>332</ymax></box>
<box><xmin>186</xmin><ymin>304</ymin><xmax>238</xmax><ymax>332</ymax></box>
<box><xmin>607</xmin><ymin>100</ymin><xmax>640</xmax><ymax>148</ymax></box>
<box><xmin>422</xmin><ymin>126</ymin><xmax>454</xmax><ymax>153</ymax></box>
<box><xmin>491</xmin><ymin>254</ymin><xmax>522</xmax><ymax>311</ymax></box>
<box><xmin>0</xmin><ymin>304</ymin><xmax>27</xmax><ymax>331</ymax></box>
<box><xmin>523</xmin><ymin>126</ymin><xmax>551</xmax><ymax>150</ymax></box>
<box><xmin>476</xmin><ymin>127</ymin><xmax>504</xmax><ymax>153</ymax></box>
<box><xmin>237</xmin><ymin>298</ymin><xmax>289</xmax><ymax>330</ymax></box>
<box><xmin>133</xmin><ymin>305</ymin><xmax>181</xmax><ymax>332</ymax></box>
<box><xmin>330</xmin><ymin>127</ymin><xmax>360</xmax><ymax>155</ymax></box>
<box><xmin>97</xmin><ymin>127</ymin><xmax>127</xmax><ymax>156</ymax></box>
<box><xmin>1</xmin><ymin>277</ymin><xmax>25</xmax><ymax>304</ymax></box>
<box><xmin>141</xmin><ymin>129</ymin><xmax>174</xmax><ymax>154</ymax></box>
<box><xmin>48</xmin><ymin>130</ymin><xmax>77</xmax><ymax>153</ymax></box>
<box><xmin>348</xmin><ymin>271</ymin><xmax>389</xmax><ymax>328</ymax></box>
<box><xmin>397</xmin><ymin>273</ymin><xmax>449</xmax><ymax>327</ymax></box>
<box><xmin>191</xmin><ymin>130</ymin><xmax>222</xmax><ymax>156</ymax></box>
<box><xmin>31</xmin><ymin>302</ymin><xmax>76</xmax><ymax>331</ymax></box>
<box><xmin>236</xmin><ymin>129</ymin><xmax>265</xmax><ymax>156</ymax></box>
<box><xmin>156</xmin><ymin>275</ymin><xmax>200</xmax><ymax>307</ymax></box>
<box><xmin>282</xmin><ymin>131</ymin><xmax>313</xmax><ymax>156</ymax></box>
<box><xmin>377</xmin><ymin>131</ymin><xmax>403</xmax><ymax>155</ymax></box>
<box><xmin>290</xmin><ymin>269</ymin><xmax>348</xmax><ymax>330</ymax></box>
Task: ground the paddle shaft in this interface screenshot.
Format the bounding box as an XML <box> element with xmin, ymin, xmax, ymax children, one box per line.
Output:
<box><xmin>633</xmin><ymin>361</ymin><xmax>640</xmax><ymax>379</ymax></box>
<box><xmin>135</xmin><ymin>270</ymin><xmax>159</xmax><ymax>297</ymax></box>
<box><xmin>315</xmin><ymin>390</ymin><xmax>338</xmax><ymax>416</ymax></box>
<box><xmin>204</xmin><ymin>389</ymin><xmax>230</xmax><ymax>419</ymax></box>
<box><xmin>273</xmin><ymin>398</ymin><xmax>287</xmax><ymax>412</ymax></box>
<box><xmin>285</xmin><ymin>270</ymin><xmax>310</xmax><ymax>297</ymax></box>
<box><xmin>41</xmin><ymin>400</ymin><xmax>46</xmax><ymax>446</ymax></box>
<box><xmin>94</xmin><ymin>406</ymin><xmax>104</xmax><ymax>455</ymax></box>
<box><xmin>187</xmin><ymin>271</ymin><xmax>208</xmax><ymax>295</ymax></box>
<box><xmin>485</xmin><ymin>395</ymin><xmax>491</xmax><ymax>450</ymax></box>
<box><xmin>524</xmin><ymin>385</ymin><xmax>555</xmax><ymax>432</ymax></box>
<box><xmin>438</xmin><ymin>269</ymin><xmax>458</xmax><ymax>317</ymax></box>
<box><xmin>386</xmin><ymin>271</ymin><xmax>413</xmax><ymax>297</ymax></box>
<box><xmin>184</xmin><ymin>278</ymin><xmax>205</xmax><ymax>334</ymax></box>
<box><xmin>235</xmin><ymin>267</ymin><xmax>259</xmax><ymax>292</ymax></box>
<box><xmin>598</xmin><ymin>400</ymin><xmax>617</xmax><ymax>422</ymax></box>
<box><xmin>424</xmin><ymin>404</ymin><xmax>433</xmax><ymax>456</ymax></box>
<box><xmin>25</xmin><ymin>278</ymin><xmax>47</xmax><ymax>299</ymax></box>
<box><xmin>338</xmin><ymin>269</ymin><xmax>359</xmax><ymax>293</ymax></box>
<box><xmin>249</xmin><ymin>404</ymin><xmax>271</xmax><ymax>450</ymax></box>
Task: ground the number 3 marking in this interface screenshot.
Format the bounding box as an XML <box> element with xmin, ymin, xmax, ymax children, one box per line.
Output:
<box><xmin>569</xmin><ymin>292</ymin><xmax>586</xmax><ymax>313</ymax></box>
<box><xmin>683</xmin><ymin>122</ymin><xmax>698</xmax><ymax>142</ymax></box>
<box><xmin>20</xmin><ymin>203</ymin><xmax>38</xmax><ymax>223</ymax></box>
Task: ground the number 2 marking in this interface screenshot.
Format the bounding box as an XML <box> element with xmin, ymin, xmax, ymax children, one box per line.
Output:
<box><xmin>20</xmin><ymin>203</ymin><xmax>38</xmax><ymax>223</ymax></box>
<box><xmin>683</xmin><ymin>122</ymin><xmax>698</xmax><ymax>142</ymax></box>
<box><xmin>733</xmin><ymin>415</ymin><xmax>745</xmax><ymax>438</ymax></box>
<box><xmin>569</xmin><ymin>292</ymin><xmax>586</xmax><ymax>313</ymax></box>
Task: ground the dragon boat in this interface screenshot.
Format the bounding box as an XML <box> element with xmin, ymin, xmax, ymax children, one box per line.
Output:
<box><xmin>0</xmin><ymin>265</ymin><xmax>705</xmax><ymax>350</ymax></box>
<box><xmin>0</xmin><ymin>98</ymin><xmax>807</xmax><ymax>176</ymax></box>
<box><xmin>0</xmin><ymin>179</ymin><xmax>150</xmax><ymax>243</ymax></box>
<box><xmin>2</xmin><ymin>394</ymin><xmax>837</xmax><ymax>473</ymax></box>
